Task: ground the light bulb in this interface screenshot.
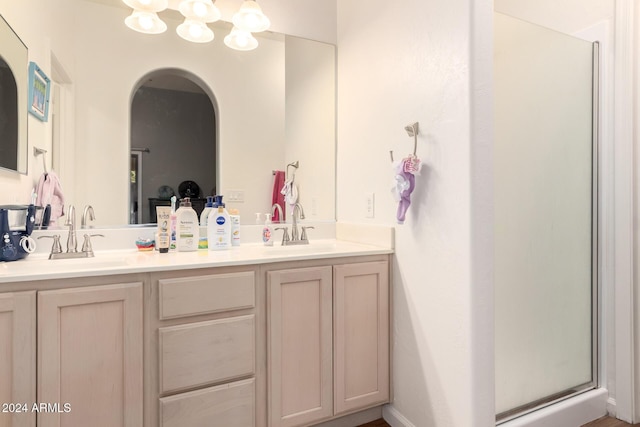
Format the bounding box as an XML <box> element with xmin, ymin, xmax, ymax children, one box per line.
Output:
<box><xmin>224</xmin><ymin>26</ymin><xmax>258</xmax><ymax>51</ymax></box>
<box><xmin>125</xmin><ymin>10</ymin><xmax>167</xmax><ymax>34</ymax></box>
<box><xmin>123</xmin><ymin>0</ymin><xmax>168</xmax><ymax>12</ymax></box>
<box><xmin>178</xmin><ymin>0</ymin><xmax>221</xmax><ymax>22</ymax></box>
<box><xmin>192</xmin><ymin>1</ymin><xmax>207</xmax><ymax>17</ymax></box>
<box><xmin>177</xmin><ymin>18</ymin><xmax>214</xmax><ymax>43</ymax></box>
<box><xmin>232</xmin><ymin>0</ymin><xmax>270</xmax><ymax>32</ymax></box>
<box><xmin>188</xmin><ymin>23</ymin><xmax>203</xmax><ymax>38</ymax></box>
<box><xmin>138</xmin><ymin>15</ymin><xmax>153</xmax><ymax>30</ymax></box>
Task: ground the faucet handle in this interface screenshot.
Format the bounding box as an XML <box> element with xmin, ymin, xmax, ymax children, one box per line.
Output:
<box><xmin>81</xmin><ymin>234</ymin><xmax>104</xmax><ymax>256</ymax></box>
<box><xmin>38</xmin><ymin>235</ymin><xmax>62</xmax><ymax>255</ymax></box>
<box><xmin>301</xmin><ymin>226</ymin><xmax>314</xmax><ymax>241</ymax></box>
<box><xmin>274</xmin><ymin>227</ymin><xmax>290</xmax><ymax>245</ymax></box>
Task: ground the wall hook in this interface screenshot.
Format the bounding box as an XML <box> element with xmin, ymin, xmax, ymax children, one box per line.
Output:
<box><xmin>33</xmin><ymin>147</ymin><xmax>48</xmax><ymax>174</ymax></box>
<box><xmin>404</xmin><ymin>122</ymin><xmax>419</xmax><ymax>155</ymax></box>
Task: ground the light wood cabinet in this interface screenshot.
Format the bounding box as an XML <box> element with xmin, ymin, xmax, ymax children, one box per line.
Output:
<box><xmin>147</xmin><ymin>268</ymin><xmax>260</xmax><ymax>427</ymax></box>
<box><xmin>267</xmin><ymin>260</ymin><xmax>390</xmax><ymax>427</ymax></box>
<box><xmin>38</xmin><ymin>282</ymin><xmax>143</xmax><ymax>427</ymax></box>
<box><xmin>0</xmin><ymin>291</ymin><xmax>36</xmax><ymax>427</ymax></box>
<box><xmin>333</xmin><ymin>262</ymin><xmax>389</xmax><ymax>415</ymax></box>
<box><xmin>160</xmin><ymin>378</ymin><xmax>255</xmax><ymax>427</ymax></box>
<box><xmin>267</xmin><ymin>266</ymin><xmax>334</xmax><ymax>427</ymax></box>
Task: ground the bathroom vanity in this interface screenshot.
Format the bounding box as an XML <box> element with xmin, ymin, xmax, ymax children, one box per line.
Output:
<box><xmin>0</xmin><ymin>240</ymin><xmax>391</xmax><ymax>427</ymax></box>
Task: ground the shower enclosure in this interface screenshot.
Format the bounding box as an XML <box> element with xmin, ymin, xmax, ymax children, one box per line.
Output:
<box><xmin>494</xmin><ymin>13</ymin><xmax>599</xmax><ymax>423</ymax></box>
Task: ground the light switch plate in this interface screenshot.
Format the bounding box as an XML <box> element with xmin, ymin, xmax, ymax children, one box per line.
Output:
<box><xmin>365</xmin><ymin>193</ymin><xmax>375</xmax><ymax>218</ymax></box>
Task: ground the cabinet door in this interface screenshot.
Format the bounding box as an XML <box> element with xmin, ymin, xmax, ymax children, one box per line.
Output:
<box><xmin>267</xmin><ymin>267</ymin><xmax>333</xmax><ymax>427</ymax></box>
<box><xmin>38</xmin><ymin>283</ymin><xmax>143</xmax><ymax>427</ymax></box>
<box><xmin>0</xmin><ymin>291</ymin><xmax>36</xmax><ymax>427</ymax></box>
<box><xmin>333</xmin><ymin>261</ymin><xmax>389</xmax><ymax>414</ymax></box>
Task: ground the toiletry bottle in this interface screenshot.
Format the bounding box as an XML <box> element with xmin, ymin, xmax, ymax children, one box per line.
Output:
<box><xmin>156</xmin><ymin>206</ymin><xmax>171</xmax><ymax>253</ymax></box>
<box><xmin>200</xmin><ymin>196</ymin><xmax>215</xmax><ymax>226</ymax></box>
<box><xmin>198</xmin><ymin>196</ymin><xmax>216</xmax><ymax>249</ymax></box>
<box><xmin>207</xmin><ymin>196</ymin><xmax>231</xmax><ymax>250</ymax></box>
<box><xmin>263</xmin><ymin>213</ymin><xmax>273</xmax><ymax>246</ymax></box>
<box><xmin>229</xmin><ymin>209</ymin><xmax>240</xmax><ymax>246</ymax></box>
<box><xmin>175</xmin><ymin>197</ymin><xmax>199</xmax><ymax>252</ymax></box>
<box><xmin>170</xmin><ymin>196</ymin><xmax>177</xmax><ymax>250</ymax></box>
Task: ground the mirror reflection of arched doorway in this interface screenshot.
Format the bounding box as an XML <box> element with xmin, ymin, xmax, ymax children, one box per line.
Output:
<box><xmin>129</xmin><ymin>71</ymin><xmax>217</xmax><ymax>224</ymax></box>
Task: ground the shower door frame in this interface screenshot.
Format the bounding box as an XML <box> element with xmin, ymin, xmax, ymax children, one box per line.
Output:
<box><xmin>496</xmin><ymin>40</ymin><xmax>601</xmax><ymax>425</ymax></box>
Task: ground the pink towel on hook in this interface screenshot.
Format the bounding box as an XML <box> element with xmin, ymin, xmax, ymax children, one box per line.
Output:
<box><xmin>36</xmin><ymin>170</ymin><xmax>65</xmax><ymax>225</ymax></box>
<box><xmin>272</xmin><ymin>171</ymin><xmax>285</xmax><ymax>222</ymax></box>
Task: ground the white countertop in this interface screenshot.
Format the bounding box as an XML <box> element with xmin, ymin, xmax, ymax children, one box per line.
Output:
<box><xmin>0</xmin><ymin>239</ymin><xmax>393</xmax><ymax>283</ymax></box>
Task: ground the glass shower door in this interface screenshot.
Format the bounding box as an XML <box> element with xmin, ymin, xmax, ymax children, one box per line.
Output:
<box><xmin>494</xmin><ymin>13</ymin><xmax>598</xmax><ymax>422</ymax></box>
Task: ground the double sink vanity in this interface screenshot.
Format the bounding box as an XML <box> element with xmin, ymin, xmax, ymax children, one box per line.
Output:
<box><xmin>0</xmin><ymin>226</ymin><xmax>393</xmax><ymax>427</ymax></box>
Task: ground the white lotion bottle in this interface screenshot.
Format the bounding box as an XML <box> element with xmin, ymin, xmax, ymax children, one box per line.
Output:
<box><xmin>208</xmin><ymin>203</ymin><xmax>231</xmax><ymax>250</ymax></box>
<box><xmin>200</xmin><ymin>196</ymin><xmax>215</xmax><ymax>226</ymax></box>
<box><xmin>262</xmin><ymin>213</ymin><xmax>273</xmax><ymax>246</ymax></box>
<box><xmin>229</xmin><ymin>209</ymin><xmax>241</xmax><ymax>246</ymax></box>
<box><xmin>175</xmin><ymin>197</ymin><xmax>199</xmax><ymax>252</ymax></box>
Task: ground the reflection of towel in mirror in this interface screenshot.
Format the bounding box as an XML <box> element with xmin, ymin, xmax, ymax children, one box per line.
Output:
<box><xmin>280</xmin><ymin>179</ymin><xmax>298</xmax><ymax>209</ymax></box>
<box><xmin>271</xmin><ymin>171</ymin><xmax>286</xmax><ymax>222</ymax></box>
<box><xmin>36</xmin><ymin>171</ymin><xmax>65</xmax><ymax>225</ymax></box>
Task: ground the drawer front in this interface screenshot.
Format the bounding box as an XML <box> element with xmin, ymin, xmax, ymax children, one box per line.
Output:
<box><xmin>159</xmin><ymin>315</ymin><xmax>255</xmax><ymax>394</ymax></box>
<box><xmin>160</xmin><ymin>378</ymin><xmax>255</xmax><ymax>427</ymax></box>
<box><xmin>159</xmin><ymin>271</ymin><xmax>255</xmax><ymax>320</ymax></box>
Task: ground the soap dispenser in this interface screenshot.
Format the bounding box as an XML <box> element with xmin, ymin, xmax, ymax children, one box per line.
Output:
<box><xmin>175</xmin><ymin>197</ymin><xmax>199</xmax><ymax>252</ymax></box>
<box><xmin>262</xmin><ymin>213</ymin><xmax>273</xmax><ymax>246</ymax></box>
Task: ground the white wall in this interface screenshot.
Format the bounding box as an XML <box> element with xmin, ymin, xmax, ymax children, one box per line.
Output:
<box><xmin>336</xmin><ymin>0</ymin><xmax>494</xmax><ymax>425</ymax></box>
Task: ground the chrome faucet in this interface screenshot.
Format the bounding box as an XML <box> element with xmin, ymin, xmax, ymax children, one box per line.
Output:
<box><xmin>40</xmin><ymin>204</ymin><xmax>104</xmax><ymax>260</ymax></box>
<box><xmin>291</xmin><ymin>203</ymin><xmax>305</xmax><ymax>242</ymax></box>
<box><xmin>65</xmin><ymin>205</ymin><xmax>77</xmax><ymax>252</ymax></box>
<box><xmin>285</xmin><ymin>202</ymin><xmax>312</xmax><ymax>245</ymax></box>
<box><xmin>81</xmin><ymin>205</ymin><xmax>95</xmax><ymax>228</ymax></box>
<box><xmin>271</xmin><ymin>203</ymin><xmax>284</xmax><ymax>223</ymax></box>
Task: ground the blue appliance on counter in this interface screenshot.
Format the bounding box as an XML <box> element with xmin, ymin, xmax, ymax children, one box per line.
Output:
<box><xmin>0</xmin><ymin>205</ymin><xmax>36</xmax><ymax>262</ymax></box>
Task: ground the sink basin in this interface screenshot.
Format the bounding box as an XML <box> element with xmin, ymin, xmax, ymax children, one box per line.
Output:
<box><xmin>259</xmin><ymin>241</ymin><xmax>338</xmax><ymax>255</ymax></box>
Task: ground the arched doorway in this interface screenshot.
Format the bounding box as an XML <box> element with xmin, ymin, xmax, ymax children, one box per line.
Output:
<box><xmin>129</xmin><ymin>70</ymin><xmax>217</xmax><ymax>224</ymax></box>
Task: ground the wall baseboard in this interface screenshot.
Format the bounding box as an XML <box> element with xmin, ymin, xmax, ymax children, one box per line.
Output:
<box><xmin>383</xmin><ymin>405</ymin><xmax>416</xmax><ymax>427</ymax></box>
<box><xmin>607</xmin><ymin>397</ymin><xmax>617</xmax><ymax>417</ymax></box>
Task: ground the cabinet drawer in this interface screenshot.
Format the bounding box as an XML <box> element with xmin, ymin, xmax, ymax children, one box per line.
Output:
<box><xmin>159</xmin><ymin>315</ymin><xmax>255</xmax><ymax>394</ymax></box>
<box><xmin>160</xmin><ymin>378</ymin><xmax>255</xmax><ymax>427</ymax></box>
<box><xmin>159</xmin><ymin>271</ymin><xmax>255</xmax><ymax>320</ymax></box>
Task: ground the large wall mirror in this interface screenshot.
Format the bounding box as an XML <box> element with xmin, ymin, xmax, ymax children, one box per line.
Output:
<box><xmin>50</xmin><ymin>0</ymin><xmax>336</xmax><ymax>227</ymax></box>
<box><xmin>0</xmin><ymin>14</ymin><xmax>27</xmax><ymax>174</ymax></box>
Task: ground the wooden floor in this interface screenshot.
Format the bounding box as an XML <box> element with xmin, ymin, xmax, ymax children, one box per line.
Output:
<box><xmin>358</xmin><ymin>420</ymin><xmax>391</xmax><ymax>427</ymax></box>
<box><xmin>358</xmin><ymin>417</ymin><xmax>639</xmax><ymax>427</ymax></box>
<box><xmin>582</xmin><ymin>417</ymin><xmax>640</xmax><ymax>427</ymax></box>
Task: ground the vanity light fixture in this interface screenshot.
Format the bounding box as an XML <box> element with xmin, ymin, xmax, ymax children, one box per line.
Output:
<box><xmin>177</xmin><ymin>18</ymin><xmax>215</xmax><ymax>43</ymax></box>
<box><xmin>123</xmin><ymin>0</ymin><xmax>168</xmax><ymax>11</ymax></box>
<box><xmin>179</xmin><ymin>0</ymin><xmax>221</xmax><ymax>22</ymax></box>
<box><xmin>122</xmin><ymin>0</ymin><xmax>269</xmax><ymax>51</ymax></box>
<box><xmin>224</xmin><ymin>26</ymin><xmax>258</xmax><ymax>51</ymax></box>
<box><xmin>125</xmin><ymin>10</ymin><xmax>168</xmax><ymax>34</ymax></box>
<box><xmin>232</xmin><ymin>0</ymin><xmax>270</xmax><ymax>33</ymax></box>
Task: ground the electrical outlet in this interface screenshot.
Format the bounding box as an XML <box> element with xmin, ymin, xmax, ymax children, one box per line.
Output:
<box><xmin>311</xmin><ymin>197</ymin><xmax>318</xmax><ymax>216</ymax></box>
<box><xmin>365</xmin><ymin>193</ymin><xmax>375</xmax><ymax>218</ymax></box>
<box><xmin>227</xmin><ymin>190</ymin><xmax>245</xmax><ymax>202</ymax></box>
